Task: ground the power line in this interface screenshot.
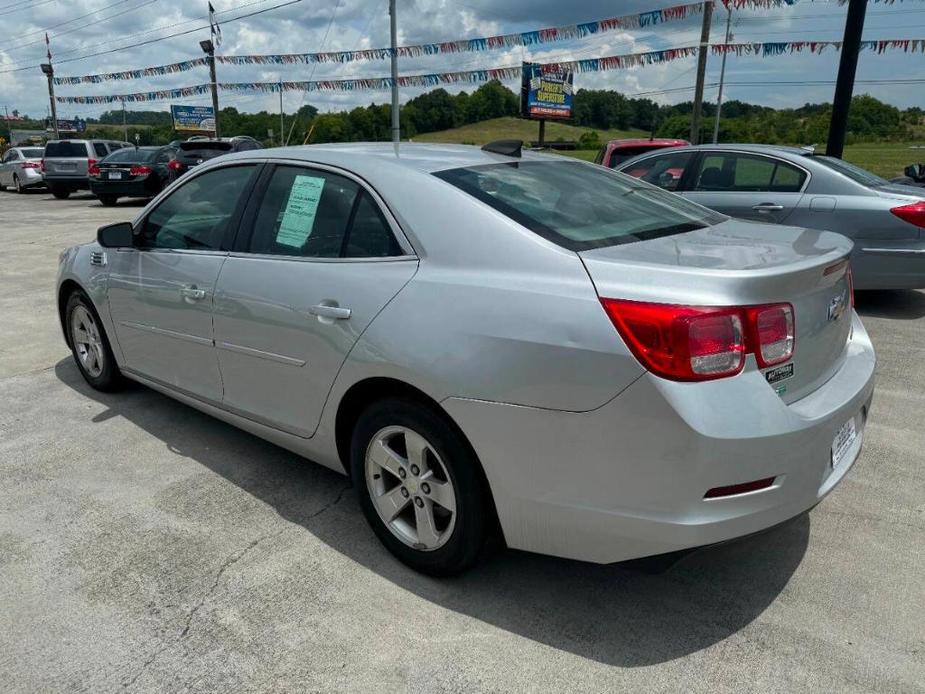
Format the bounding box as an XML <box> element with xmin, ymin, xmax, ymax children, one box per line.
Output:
<box><xmin>0</xmin><ymin>0</ymin><xmax>56</xmax><ymax>17</ymax></box>
<box><xmin>0</xmin><ymin>0</ymin><xmax>302</xmax><ymax>73</ymax></box>
<box><xmin>2</xmin><ymin>0</ymin><xmax>136</xmax><ymax>47</ymax></box>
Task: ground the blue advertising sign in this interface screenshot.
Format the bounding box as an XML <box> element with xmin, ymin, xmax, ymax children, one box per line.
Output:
<box><xmin>521</xmin><ymin>62</ymin><xmax>574</xmax><ymax>120</ymax></box>
<box><xmin>170</xmin><ymin>104</ymin><xmax>216</xmax><ymax>132</ymax></box>
<box><xmin>47</xmin><ymin>118</ymin><xmax>87</xmax><ymax>133</ymax></box>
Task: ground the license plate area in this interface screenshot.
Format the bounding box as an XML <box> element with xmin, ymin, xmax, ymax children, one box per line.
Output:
<box><xmin>109</xmin><ymin>171</ymin><xmax>123</xmax><ymax>180</ymax></box>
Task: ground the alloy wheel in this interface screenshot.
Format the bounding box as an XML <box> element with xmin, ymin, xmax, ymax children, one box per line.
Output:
<box><xmin>365</xmin><ymin>425</ymin><xmax>457</xmax><ymax>551</ymax></box>
<box><xmin>70</xmin><ymin>305</ymin><xmax>105</xmax><ymax>378</ymax></box>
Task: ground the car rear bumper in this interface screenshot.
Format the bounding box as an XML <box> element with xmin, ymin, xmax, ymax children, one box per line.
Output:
<box><xmin>44</xmin><ymin>175</ymin><xmax>90</xmax><ymax>191</ymax></box>
<box><xmin>90</xmin><ymin>178</ymin><xmax>156</xmax><ymax>197</ymax></box>
<box><xmin>444</xmin><ymin>311</ymin><xmax>875</xmax><ymax>564</ymax></box>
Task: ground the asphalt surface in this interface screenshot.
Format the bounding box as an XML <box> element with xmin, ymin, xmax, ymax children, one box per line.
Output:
<box><xmin>1</xmin><ymin>189</ymin><xmax>923</xmax><ymax>693</ymax></box>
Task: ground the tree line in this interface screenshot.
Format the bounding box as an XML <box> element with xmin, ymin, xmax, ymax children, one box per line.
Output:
<box><xmin>9</xmin><ymin>80</ymin><xmax>922</xmax><ymax>148</ymax></box>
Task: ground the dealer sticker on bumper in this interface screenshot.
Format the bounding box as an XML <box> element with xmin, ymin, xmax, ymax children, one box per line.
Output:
<box><xmin>831</xmin><ymin>416</ymin><xmax>860</xmax><ymax>470</ymax></box>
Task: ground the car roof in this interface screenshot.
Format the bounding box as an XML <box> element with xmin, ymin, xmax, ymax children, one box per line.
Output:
<box><xmin>671</xmin><ymin>143</ymin><xmax>811</xmax><ymax>156</ymax></box>
<box><xmin>222</xmin><ymin>142</ymin><xmax>564</xmax><ymax>176</ymax></box>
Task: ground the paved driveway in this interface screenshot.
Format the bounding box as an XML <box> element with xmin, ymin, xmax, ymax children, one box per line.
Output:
<box><xmin>1</xmin><ymin>190</ymin><xmax>922</xmax><ymax>692</ymax></box>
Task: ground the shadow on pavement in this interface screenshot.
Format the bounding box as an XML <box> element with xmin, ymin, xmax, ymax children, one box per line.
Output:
<box><xmin>855</xmin><ymin>289</ymin><xmax>925</xmax><ymax>320</ymax></box>
<box><xmin>55</xmin><ymin>358</ymin><xmax>808</xmax><ymax>667</ymax></box>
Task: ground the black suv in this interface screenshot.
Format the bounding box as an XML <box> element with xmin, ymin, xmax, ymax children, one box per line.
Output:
<box><xmin>168</xmin><ymin>136</ymin><xmax>262</xmax><ymax>180</ymax></box>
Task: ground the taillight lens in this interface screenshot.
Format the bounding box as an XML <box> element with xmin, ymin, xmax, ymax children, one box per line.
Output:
<box><xmin>890</xmin><ymin>201</ymin><xmax>925</xmax><ymax>228</ymax></box>
<box><xmin>600</xmin><ymin>299</ymin><xmax>795</xmax><ymax>382</ymax></box>
<box><xmin>167</xmin><ymin>159</ymin><xmax>182</xmax><ymax>171</ymax></box>
<box><xmin>22</xmin><ymin>161</ymin><xmax>41</xmax><ymax>169</ymax></box>
<box><xmin>40</xmin><ymin>159</ymin><xmax>46</xmax><ymax>172</ymax></box>
<box><xmin>747</xmin><ymin>304</ymin><xmax>794</xmax><ymax>367</ymax></box>
<box><xmin>129</xmin><ymin>165</ymin><xmax>152</xmax><ymax>175</ymax></box>
<box><xmin>87</xmin><ymin>158</ymin><xmax>99</xmax><ymax>176</ymax></box>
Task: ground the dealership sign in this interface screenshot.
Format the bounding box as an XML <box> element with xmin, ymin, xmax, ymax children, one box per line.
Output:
<box><xmin>521</xmin><ymin>62</ymin><xmax>574</xmax><ymax>120</ymax></box>
<box><xmin>170</xmin><ymin>104</ymin><xmax>216</xmax><ymax>132</ymax></box>
<box><xmin>46</xmin><ymin>118</ymin><xmax>87</xmax><ymax>133</ymax></box>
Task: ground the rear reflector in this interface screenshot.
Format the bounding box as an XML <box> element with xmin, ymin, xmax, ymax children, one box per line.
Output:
<box><xmin>704</xmin><ymin>477</ymin><xmax>776</xmax><ymax>499</ymax></box>
<box><xmin>890</xmin><ymin>201</ymin><xmax>925</xmax><ymax>228</ymax></box>
<box><xmin>167</xmin><ymin>159</ymin><xmax>182</xmax><ymax>171</ymax></box>
<box><xmin>600</xmin><ymin>299</ymin><xmax>794</xmax><ymax>381</ymax></box>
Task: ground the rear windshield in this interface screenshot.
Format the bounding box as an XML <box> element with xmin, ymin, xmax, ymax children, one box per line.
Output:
<box><xmin>609</xmin><ymin>146</ymin><xmax>671</xmax><ymax>168</ymax></box>
<box><xmin>179</xmin><ymin>141</ymin><xmax>232</xmax><ymax>152</ymax></box>
<box><xmin>434</xmin><ymin>160</ymin><xmax>725</xmax><ymax>251</ymax></box>
<box><xmin>21</xmin><ymin>148</ymin><xmax>44</xmax><ymax>158</ymax></box>
<box><xmin>810</xmin><ymin>155</ymin><xmax>887</xmax><ymax>187</ymax></box>
<box><xmin>44</xmin><ymin>141</ymin><xmax>88</xmax><ymax>158</ymax></box>
<box><xmin>103</xmin><ymin>148</ymin><xmax>158</xmax><ymax>163</ymax></box>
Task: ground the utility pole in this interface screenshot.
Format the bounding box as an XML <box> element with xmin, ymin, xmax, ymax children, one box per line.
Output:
<box><xmin>712</xmin><ymin>6</ymin><xmax>732</xmax><ymax>144</ymax></box>
<box><xmin>121</xmin><ymin>99</ymin><xmax>128</xmax><ymax>142</ymax></box>
<box><xmin>389</xmin><ymin>0</ymin><xmax>399</xmax><ymax>145</ymax></box>
<box><xmin>200</xmin><ymin>39</ymin><xmax>221</xmax><ymax>138</ymax></box>
<box><xmin>40</xmin><ymin>63</ymin><xmax>60</xmax><ymax>139</ymax></box>
<box><xmin>279</xmin><ymin>81</ymin><xmax>284</xmax><ymax>148</ymax></box>
<box><xmin>690</xmin><ymin>0</ymin><xmax>713</xmax><ymax>145</ymax></box>
<box><xmin>826</xmin><ymin>0</ymin><xmax>867</xmax><ymax>158</ymax></box>
<box><xmin>4</xmin><ymin>105</ymin><xmax>13</xmax><ymax>145</ymax></box>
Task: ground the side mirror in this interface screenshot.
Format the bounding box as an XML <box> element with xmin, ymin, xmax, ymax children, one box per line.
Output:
<box><xmin>97</xmin><ymin>221</ymin><xmax>134</xmax><ymax>248</ymax></box>
<box><xmin>905</xmin><ymin>165</ymin><xmax>917</xmax><ymax>179</ymax></box>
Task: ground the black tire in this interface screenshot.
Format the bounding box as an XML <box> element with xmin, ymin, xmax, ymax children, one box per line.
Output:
<box><xmin>14</xmin><ymin>175</ymin><xmax>24</xmax><ymax>194</ymax></box>
<box><xmin>350</xmin><ymin>397</ymin><xmax>488</xmax><ymax>576</ymax></box>
<box><xmin>64</xmin><ymin>290</ymin><xmax>124</xmax><ymax>392</ymax></box>
<box><xmin>99</xmin><ymin>194</ymin><xmax>118</xmax><ymax>206</ymax></box>
<box><xmin>51</xmin><ymin>187</ymin><xmax>70</xmax><ymax>199</ymax></box>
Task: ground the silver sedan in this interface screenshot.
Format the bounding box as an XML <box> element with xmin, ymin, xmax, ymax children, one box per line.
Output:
<box><xmin>0</xmin><ymin>146</ymin><xmax>45</xmax><ymax>193</ymax></box>
<box><xmin>614</xmin><ymin>143</ymin><xmax>925</xmax><ymax>290</ymax></box>
<box><xmin>56</xmin><ymin>143</ymin><xmax>875</xmax><ymax>575</ymax></box>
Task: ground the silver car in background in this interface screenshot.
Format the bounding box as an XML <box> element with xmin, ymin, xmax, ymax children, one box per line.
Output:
<box><xmin>0</xmin><ymin>146</ymin><xmax>45</xmax><ymax>193</ymax></box>
<box><xmin>56</xmin><ymin>143</ymin><xmax>875</xmax><ymax>575</ymax></box>
<box><xmin>615</xmin><ymin>144</ymin><xmax>925</xmax><ymax>289</ymax></box>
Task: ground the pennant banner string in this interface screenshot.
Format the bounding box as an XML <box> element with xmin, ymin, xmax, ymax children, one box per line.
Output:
<box><xmin>55</xmin><ymin>38</ymin><xmax>925</xmax><ymax>104</ymax></box>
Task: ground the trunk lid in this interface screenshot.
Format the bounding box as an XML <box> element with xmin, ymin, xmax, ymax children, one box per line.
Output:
<box><xmin>580</xmin><ymin>219</ymin><xmax>854</xmax><ymax>402</ymax></box>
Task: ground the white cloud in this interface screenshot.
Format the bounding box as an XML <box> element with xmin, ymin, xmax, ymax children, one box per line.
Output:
<box><xmin>0</xmin><ymin>0</ymin><xmax>922</xmax><ymax>122</ymax></box>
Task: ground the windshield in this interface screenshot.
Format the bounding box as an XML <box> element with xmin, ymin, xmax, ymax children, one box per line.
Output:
<box><xmin>21</xmin><ymin>148</ymin><xmax>44</xmax><ymax>158</ymax></box>
<box><xmin>434</xmin><ymin>160</ymin><xmax>725</xmax><ymax>251</ymax></box>
<box><xmin>811</xmin><ymin>155</ymin><xmax>888</xmax><ymax>187</ymax></box>
<box><xmin>103</xmin><ymin>148</ymin><xmax>158</xmax><ymax>163</ymax></box>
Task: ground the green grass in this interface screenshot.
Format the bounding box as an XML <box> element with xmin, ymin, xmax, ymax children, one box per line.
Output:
<box><xmin>841</xmin><ymin>143</ymin><xmax>925</xmax><ymax>179</ymax></box>
<box><xmin>412</xmin><ymin>117</ymin><xmax>646</xmax><ymax>146</ymax></box>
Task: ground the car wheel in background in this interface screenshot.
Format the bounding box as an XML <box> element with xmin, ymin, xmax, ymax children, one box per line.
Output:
<box><xmin>65</xmin><ymin>291</ymin><xmax>124</xmax><ymax>392</ymax></box>
<box><xmin>99</xmin><ymin>195</ymin><xmax>118</xmax><ymax>207</ymax></box>
<box><xmin>51</xmin><ymin>187</ymin><xmax>70</xmax><ymax>199</ymax></box>
<box><xmin>14</xmin><ymin>175</ymin><xmax>23</xmax><ymax>194</ymax></box>
<box><xmin>351</xmin><ymin>397</ymin><xmax>488</xmax><ymax>576</ymax></box>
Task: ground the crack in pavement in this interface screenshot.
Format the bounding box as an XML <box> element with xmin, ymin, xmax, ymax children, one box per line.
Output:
<box><xmin>122</xmin><ymin>483</ymin><xmax>352</xmax><ymax>689</ymax></box>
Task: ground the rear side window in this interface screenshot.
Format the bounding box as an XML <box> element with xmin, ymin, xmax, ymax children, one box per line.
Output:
<box><xmin>435</xmin><ymin>160</ymin><xmax>725</xmax><ymax>251</ymax></box>
<box><xmin>246</xmin><ymin>165</ymin><xmax>401</xmax><ymax>258</ymax></box>
<box><xmin>694</xmin><ymin>153</ymin><xmax>806</xmax><ymax>193</ymax></box>
<box><xmin>93</xmin><ymin>143</ymin><xmax>108</xmax><ymax>157</ymax></box>
<box><xmin>44</xmin><ymin>141</ymin><xmax>89</xmax><ymax>157</ymax></box>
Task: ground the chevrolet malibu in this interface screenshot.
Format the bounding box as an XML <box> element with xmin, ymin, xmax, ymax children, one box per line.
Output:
<box><xmin>56</xmin><ymin>142</ymin><xmax>875</xmax><ymax>575</ymax></box>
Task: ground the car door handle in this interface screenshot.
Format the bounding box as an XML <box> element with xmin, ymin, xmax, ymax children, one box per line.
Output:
<box><xmin>309</xmin><ymin>303</ymin><xmax>351</xmax><ymax>320</ymax></box>
<box><xmin>752</xmin><ymin>203</ymin><xmax>784</xmax><ymax>212</ymax></box>
<box><xmin>180</xmin><ymin>286</ymin><xmax>207</xmax><ymax>301</ymax></box>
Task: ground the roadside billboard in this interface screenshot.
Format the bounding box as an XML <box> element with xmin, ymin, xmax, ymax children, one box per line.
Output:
<box><xmin>46</xmin><ymin>118</ymin><xmax>86</xmax><ymax>133</ymax></box>
<box><xmin>171</xmin><ymin>105</ymin><xmax>216</xmax><ymax>133</ymax></box>
<box><xmin>520</xmin><ymin>62</ymin><xmax>574</xmax><ymax>120</ymax></box>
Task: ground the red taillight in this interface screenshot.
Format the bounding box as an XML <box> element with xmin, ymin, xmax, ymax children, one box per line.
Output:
<box><xmin>129</xmin><ymin>165</ymin><xmax>152</xmax><ymax>175</ymax></box>
<box><xmin>22</xmin><ymin>161</ymin><xmax>41</xmax><ymax>169</ymax></box>
<box><xmin>746</xmin><ymin>304</ymin><xmax>794</xmax><ymax>368</ymax></box>
<box><xmin>87</xmin><ymin>158</ymin><xmax>99</xmax><ymax>176</ymax></box>
<box><xmin>600</xmin><ymin>299</ymin><xmax>795</xmax><ymax>382</ymax></box>
<box><xmin>40</xmin><ymin>158</ymin><xmax>45</xmax><ymax>172</ymax></box>
<box><xmin>167</xmin><ymin>159</ymin><xmax>182</xmax><ymax>171</ymax></box>
<box><xmin>890</xmin><ymin>201</ymin><xmax>925</xmax><ymax>228</ymax></box>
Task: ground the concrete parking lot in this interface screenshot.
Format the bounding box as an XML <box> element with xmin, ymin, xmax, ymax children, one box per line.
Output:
<box><xmin>1</xmin><ymin>189</ymin><xmax>923</xmax><ymax>693</ymax></box>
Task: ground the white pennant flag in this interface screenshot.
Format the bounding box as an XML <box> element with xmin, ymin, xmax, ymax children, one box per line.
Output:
<box><xmin>209</xmin><ymin>2</ymin><xmax>222</xmax><ymax>47</ymax></box>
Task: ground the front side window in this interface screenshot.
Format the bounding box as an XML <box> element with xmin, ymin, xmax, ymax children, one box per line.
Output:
<box><xmin>247</xmin><ymin>165</ymin><xmax>401</xmax><ymax>258</ymax></box>
<box><xmin>621</xmin><ymin>151</ymin><xmax>694</xmax><ymax>191</ymax></box>
<box><xmin>140</xmin><ymin>165</ymin><xmax>256</xmax><ymax>250</ymax></box>
<box><xmin>435</xmin><ymin>160</ymin><xmax>725</xmax><ymax>251</ymax></box>
<box><xmin>694</xmin><ymin>153</ymin><xmax>806</xmax><ymax>192</ymax></box>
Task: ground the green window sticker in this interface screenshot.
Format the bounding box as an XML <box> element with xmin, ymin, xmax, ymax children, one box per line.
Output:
<box><xmin>276</xmin><ymin>175</ymin><xmax>326</xmax><ymax>248</ymax></box>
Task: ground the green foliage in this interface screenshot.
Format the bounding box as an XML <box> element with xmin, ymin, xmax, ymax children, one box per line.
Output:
<box><xmin>577</xmin><ymin>130</ymin><xmax>601</xmax><ymax>150</ymax></box>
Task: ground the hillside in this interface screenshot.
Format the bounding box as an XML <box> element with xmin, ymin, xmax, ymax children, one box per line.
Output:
<box><xmin>412</xmin><ymin>117</ymin><xmax>647</xmax><ymax>146</ymax></box>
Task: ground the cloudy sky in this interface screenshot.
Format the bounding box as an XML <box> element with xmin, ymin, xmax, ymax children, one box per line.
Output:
<box><xmin>1</xmin><ymin>0</ymin><xmax>924</xmax><ymax>121</ymax></box>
